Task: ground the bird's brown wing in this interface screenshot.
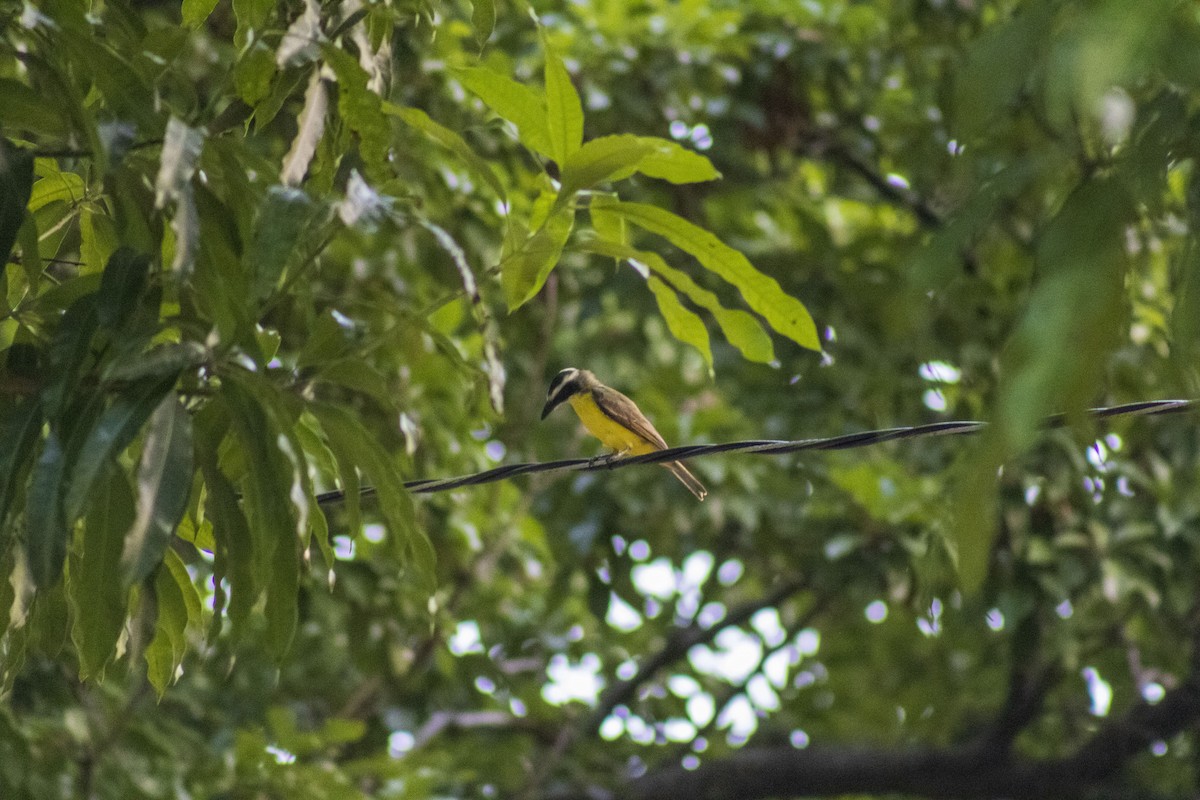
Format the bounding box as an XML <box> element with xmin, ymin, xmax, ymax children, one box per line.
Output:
<box><xmin>592</xmin><ymin>386</ymin><xmax>669</xmax><ymax>449</ymax></box>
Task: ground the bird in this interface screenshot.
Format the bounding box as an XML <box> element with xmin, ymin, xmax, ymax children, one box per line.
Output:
<box><xmin>540</xmin><ymin>367</ymin><xmax>707</xmax><ymax>501</ymax></box>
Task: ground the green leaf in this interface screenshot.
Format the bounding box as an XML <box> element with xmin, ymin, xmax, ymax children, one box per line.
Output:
<box><xmin>79</xmin><ymin>207</ymin><xmax>119</xmax><ymax>275</ymax></box>
<box><xmin>0</xmin><ymin>142</ymin><xmax>34</xmax><ymax>267</ymax></box>
<box><xmin>144</xmin><ymin>550</ymin><xmax>189</xmax><ymax>698</ymax></box>
<box><xmin>633</xmin><ymin>137</ymin><xmax>722</xmax><ymax>184</ymax></box>
<box><xmin>382</xmin><ymin>103</ymin><xmax>507</xmax><ymax>199</ymax></box>
<box><xmin>28</xmin><ymin>171</ymin><xmax>84</xmax><ymax>213</ymax></box>
<box><xmin>232</xmin><ymin>0</ymin><xmax>274</xmax><ymax>46</ymax></box>
<box><xmin>0</xmin><ymin>80</ymin><xmax>70</xmax><ymax>136</ymax></box>
<box><xmin>954</xmin><ymin>4</ymin><xmax>1054</xmax><ymax>138</ymax></box>
<box><xmin>121</xmin><ymin>395</ymin><xmax>194</xmax><ymax>585</ymax></box>
<box><xmin>543</xmin><ymin>44</ymin><xmax>584</xmax><ymax>164</ymax></box>
<box><xmin>69</xmin><ymin>467</ymin><xmax>134</xmax><ymax>679</ymax></box>
<box><xmin>579</xmin><ymin>238</ymin><xmax>775</xmax><ymax>363</ymax></box>
<box><xmin>95</xmin><ymin>248</ymin><xmax>151</xmax><ymax>330</ymax></box>
<box><xmin>246</xmin><ymin>187</ymin><xmax>315</xmax><ymax>299</ymax></box>
<box><xmin>234</xmin><ymin>41</ymin><xmax>276</xmax><ymax>107</ymax></box>
<box><xmin>311</xmin><ymin>403</ymin><xmax>432</xmax><ymax>587</ymax></box>
<box><xmin>558</xmin><ymin>135</ymin><xmax>655</xmax><ymax>203</ymax></box>
<box><xmin>25</xmin><ymin>432</ymin><xmax>69</xmax><ymax>589</ymax></box>
<box><xmin>64</xmin><ymin>377</ymin><xmax>176</xmax><ymax>525</ymax></box>
<box><xmin>955</xmin><ymin>179</ymin><xmax>1132</xmax><ymax>590</ymax></box>
<box><xmin>182</xmin><ymin>0</ymin><xmax>220</xmax><ymax>27</ymax></box>
<box><xmin>452</xmin><ymin>66</ymin><xmax>553</xmax><ymax>160</ymax></box>
<box><xmin>590</xmin><ymin>198</ymin><xmax>627</xmax><ymax>245</ymax></box>
<box><xmin>103</xmin><ymin>341</ymin><xmax>207</xmax><ymax>383</ymax></box>
<box><xmin>155</xmin><ymin>118</ymin><xmax>205</xmax><ymax>274</ymax></box>
<box><xmin>196</xmin><ymin>411</ymin><xmax>257</xmax><ymax>638</ymax></box>
<box><xmin>472</xmin><ymin>0</ymin><xmax>495</xmax><ymax>48</ymax></box>
<box><xmin>222</xmin><ymin>375</ymin><xmax>301</xmax><ymax>659</ymax></box>
<box><xmin>647</xmin><ymin>276</ymin><xmax>713</xmax><ymax>370</ymax></box>
<box><xmin>0</xmin><ymin>400</ymin><xmax>43</xmax><ymax>542</ymax></box>
<box><xmin>264</xmin><ymin>513</ymin><xmax>298</xmax><ymax>658</ymax></box>
<box><xmin>322</xmin><ymin>45</ymin><xmax>392</xmax><ymax>170</ymax></box>
<box><xmin>501</xmin><ymin>208</ymin><xmax>575</xmax><ymax>310</ymax></box>
<box><xmin>42</xmin><ymin>293</ymin><xmax>99</xmax><ymax>420</ymax></box>
<box><xmin>609</xmin><ymin>201</ymin><xmax>820</xmax><ymax>351</ymax></box>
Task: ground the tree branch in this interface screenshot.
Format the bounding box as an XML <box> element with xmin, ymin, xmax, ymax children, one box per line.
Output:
<box><xmin>605</xmin><ymin>675</ymin><xmax>1200</xmax><ymax>800</ymax></box>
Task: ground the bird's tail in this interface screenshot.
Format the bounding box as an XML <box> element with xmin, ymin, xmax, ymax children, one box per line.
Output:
<box><xmin>664</xmin><ymin>461</ymin><xmax>707</xmax><ymax>501</ymax></box>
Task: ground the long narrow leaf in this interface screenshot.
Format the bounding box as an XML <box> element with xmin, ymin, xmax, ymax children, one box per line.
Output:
<box><xmin>25</xmin><ymin>432</ymin><xmax>69</xmax><ymax>588</ymax></box>
<box><xmin>69</xmin><ymin>468</ymin><xmax>134</xmax><ymax>679</ymax></box>
<box><xmin>543</xmin><ymin>44</ymin><xmax>583</xmax><ymax>163</ymax></box>
<box><xmin>647</xmin><ymin>276</ymin><xmax>713</xmax><ymax>370</ymax></box>
<box><xmin>609</xmin><ymin>202</ymin><xmax>820</xmax><ymax>351</ymax></box>
<box><xmin>64</xmin><ymin>377</ymin><xmax>176</xmax><ymax>525</ymax></box>
<box><xmin>452</xmin><ymin>66</ymin><xmax>553</xmax><ymax>160</ymax></box>
<box><xmin>121</xmin><ymin>395</ymin><xmax>194</xmax><ymax>585</ymax></box>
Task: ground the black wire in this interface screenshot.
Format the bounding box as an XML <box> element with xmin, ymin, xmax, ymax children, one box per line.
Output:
<box><xmin>314</xmin><ymin>398</ymin><xmax>1199</xmax><ymax>505</ymax></box>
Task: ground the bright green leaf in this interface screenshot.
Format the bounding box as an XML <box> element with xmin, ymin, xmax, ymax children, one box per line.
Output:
<box><xmin>633</xmin><ymin>137</ymin><xmax>722</xmax><ymax>184</ymax></box>
<box><xmin>543</xmin><ymin>44</ymin><xmax>584</xmax><ymax>163</ymax></box>
<box><xmin>647</xmin><ymin>276</ymin><xmax>713</xmax><ymax>371</ymax></box>
<box><xmin>182</xmin><ymin>0</ymin><xmax>220</xmax><ymax>27</ymax></box>
<box><xmin>452</xmin><ymin>66</ymin><xmax>553</xmax><ymax>160</ymax></box>
<box><xmin>558</xmin><ymin>135</ymin><xmax>655</xmax><ymax>203</ymax></box>
<box><xmin>500</xmin><ymin>208</ymin><xmax>575</xmax><ymax>310</ymax></box>
<box><xmin>609</xmin><ymin>201</ymin><xmax>819</xmax><ymax>351</ymax></box>
<box><xmin>578</xmin><ymin>238</ymin><xmax>775</xmax><ymax>363</ymax></box>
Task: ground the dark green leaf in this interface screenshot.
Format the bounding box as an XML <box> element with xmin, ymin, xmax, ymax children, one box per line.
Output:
<box><xmin>42</xmin><ymin>294</ymin><xmax>99</xmax><ymax>420</ymax></box>
<box><xmin>121</xmin><ymin>395</ymin><xmax>194</xmax><ymax>585</ymax></box>
<box><xmin>0</xmin><ymin>400</ymin><xmax>43</xmax><ymax>543</ymax></box>
<box><xmin>383</xmin><ymin>103</ymin><xmax>507</xmax><ymax>199</ymax></box>
<box><xmin>95</xmin><ymin>248</ymin><xmax>151</xmax><ymax>330</ymax></box>
<box><xmin>322</xmin><ymin>45</ymin><xmax>392</xmax><ymax>171</ymax></box>
<box><xmin>25</xmin><ymin>432</ymin><xmax>69</xmax><ymax>589</ymax></box>
<box><xmin>472</xmin><ymin>0</ymin><xmax>495</xmax><ymax>48</ymax></box>
<box><xmin>0</xmin><ymin>142</ymin><xmax>34</xmax><ymax>268</ymax></box>
<box><xmin>64</xmin><ymin>377</ymin><xmax>176</xmax><ymax>525</ymax></box>
<box><xmin>196</xmin><ymin>407</ymin><xmax>257</xmax><ymax>638</ymax></box>
<box><xmin>311</xmin><ymin>403</ymin><xmax>431</xmax><ymax>587</ymax></box>
<box><xmin>69</xmin><ymin>467</ymin><xmax>134</xmax><ymax>679</ymax></box>
<box><xmin>247</xmin><ymin>187</ymin><xmax>315</xmax><ymax>299</ymax></box>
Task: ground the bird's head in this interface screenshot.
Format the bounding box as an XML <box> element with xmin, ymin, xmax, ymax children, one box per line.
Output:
<box><xmin>541</xmin><ymin>367</ymin><xmax>596</xmax><ymax>419</ymax></box>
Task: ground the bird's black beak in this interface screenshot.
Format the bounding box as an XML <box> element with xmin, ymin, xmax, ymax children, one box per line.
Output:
<box><xmin>540</xmin><ymin>397</ymin><xmax>561</xmax><ymax>420</ymax></box>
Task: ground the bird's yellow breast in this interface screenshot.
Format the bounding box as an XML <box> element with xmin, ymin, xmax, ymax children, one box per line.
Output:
<box><xmin>567</xmin><ymin>392</ymin><xmax>658</xmax><ymax>455</ymax></box>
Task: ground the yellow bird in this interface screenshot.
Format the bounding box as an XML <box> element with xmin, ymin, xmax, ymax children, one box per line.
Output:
<box><xmin>540</xmin><ymin>368</ymin><xmax>707</xmax><ymax>501</ymax></box>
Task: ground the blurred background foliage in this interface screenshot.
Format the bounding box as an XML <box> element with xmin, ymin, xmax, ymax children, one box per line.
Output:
<box><xmin>2</xmin><ymin>0</ymin><xmax>1200</xmax><ymax>798</ymax></box>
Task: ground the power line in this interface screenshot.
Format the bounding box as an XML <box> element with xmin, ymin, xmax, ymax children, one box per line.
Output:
<box><xmin>315</xmin><ymin>398</ymin><xmax>1199</xmax><ymax>505</ymax></box>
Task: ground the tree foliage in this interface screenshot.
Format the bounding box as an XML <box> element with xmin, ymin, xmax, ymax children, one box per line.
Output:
<box><xmin>2</xmin><ymin>0</ymin><xmax>1200</xmax><ymax>798</ymax></box>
